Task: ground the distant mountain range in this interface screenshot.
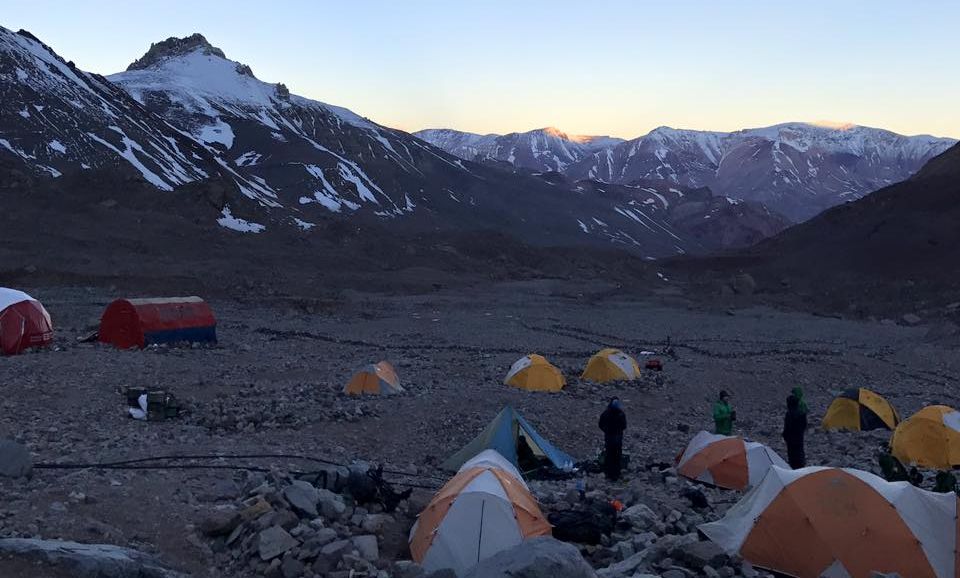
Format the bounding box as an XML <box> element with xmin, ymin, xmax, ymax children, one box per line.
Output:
<box><xmin>0</xmin><ymin>28</ymin><xmax>789</xmax><ymax>258</ymax></box>
<box><xmin>414</xmin><ymin>127</ymin><xmax>624</xmax><ymax>173</ymax></box>
<box><xmin>416</xmin><ymin>124</ymin><xmax>956</xmax><ymax>221</ymax></box>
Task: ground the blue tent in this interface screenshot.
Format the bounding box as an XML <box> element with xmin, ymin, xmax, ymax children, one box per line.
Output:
<box><xmin>442</xmin><ymin>406</ymin><xmax>575</xmax><ymax>473</ymax></box>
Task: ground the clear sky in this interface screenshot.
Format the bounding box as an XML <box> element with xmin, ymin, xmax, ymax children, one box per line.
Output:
<box><xmin>3</xmin><ymin>0</ymin><xmax>957</xmax><ymax>138</ymax></box>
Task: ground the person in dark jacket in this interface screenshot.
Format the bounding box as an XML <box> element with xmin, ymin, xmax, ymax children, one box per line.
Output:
<box><xmin>782</xmin><ymin>394</ymin><xmax>808</xmax><ymax>469</ymax></box>
<box><xmin>599</xmin><ymin>397</ymin><xmax>627</xmax><ymax>481</ymax></box>
<box><xmin>878</xmin><ymin>443</ymin><xmax>910</xmax><ymax>482</ymax></box>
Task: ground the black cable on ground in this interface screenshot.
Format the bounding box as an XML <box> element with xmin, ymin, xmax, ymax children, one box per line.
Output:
<box><xmin>33</xmin><ymin>454</ymin><xmax>443</xmax><ymax>489</ymax></box>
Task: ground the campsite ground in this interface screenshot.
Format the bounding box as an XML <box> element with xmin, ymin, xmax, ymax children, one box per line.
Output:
<box><xmin>1</xmin><ymin>278</ymin><xmax>958</xmax><ymax>576</ymax></box>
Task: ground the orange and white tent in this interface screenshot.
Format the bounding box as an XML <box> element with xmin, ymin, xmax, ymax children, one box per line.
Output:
<box><xmin>504</xmin><ymin>354</ymin><xmax>565</xmax><ymax>392</ymax></box>
<box><xmin>343</xmin><ymin>361</ymin><xmax>403</xmax><ymax>395</ymax></box>
<box><xmin>409</xmin><ymin>449</ymin><xmax>551</xmax><ymax>576</ymax></box>
<box><xmin>700</xmin><ymin>466</ymin><xmax>960</xmax><ymax>578</ymax></box>
<box><xmin>676</xmin><ymin>431</ymin><xmax>788</xmax><ymax>490</ymax></box>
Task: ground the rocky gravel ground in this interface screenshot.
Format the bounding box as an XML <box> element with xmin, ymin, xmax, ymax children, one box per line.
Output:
<box><xmin>1</xmin><ymin>279</ymin><xmax>957</xmax><ymax>577</ymax></box>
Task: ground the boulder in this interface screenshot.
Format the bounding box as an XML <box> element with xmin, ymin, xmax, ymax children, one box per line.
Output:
<box><xmin>280</xmin><ymin>554</ymin><xmax>305</xmax><ymax>578</ymax></box>
<box><xmin>199</xmin><ymin>509</ymin><xmax>241</xmax><ymax>537</ymax></box>
<box><xmin>732</xmin><ymin>273</ymin><xmax>757</xmax><ymax>296</ymax></box>
<box><xmin>360</xmin><ymin>513</ymin><xmax>394</xmax><ymax>534</ymax></box>
<box><xmin>351</xmin><ymin>534</ymin><xmax>379</xmax><ymax>561</ymax></box>
<box><xmin>284</xmin><ymin>480</ymin><xmax>320</xmax><ymax>518</ymax></box>
<box><xmin>621</xmin><ymin>503</ymin><xmax>658</xmax><ymax>530</ymax></box>
<box><xmin>463</xmin><ymin>537</ymin><xmax>596</xmax><ymax>578</ymax></box>
<box><xmin>0</xmin><ymin>439</ymin><xmax>32</xmax><ymax>478</ymax></box>
<box><xmin>258</xmin><ymin>526</ymin><xmax>299</xmax><ymax>561</ymax></box>
<box><xmin>316</xmin><ymin>488</ymin><xmax>347</xmax><ymax>520</ymax></box>
<box><xmin>394</xmin><ymin>560</ymin><xmax>426</xmax><ymax>578</ymax></box>
<box><xmin>0</xmin><ymin>538</ymin><xmax>186</xmax><ymax>578</ymax></box>
<box><xmin>671</xmin><ymin>540</ymin><xmax>728</xmax><ymax>570</ymax></box>
<box><xmin>312</xmin><ymin>539</ymin><xmax>353</xmax><ymax>574</ymax></box>
<box><xmin>598</xmin><ymin>549</ymin><xmax>649</xmax><ymax>577</ymax></box>
<box><xmin>901</xmin><ymin>313</ymin><xmax>922</xmax><ymax>326</ymax></box>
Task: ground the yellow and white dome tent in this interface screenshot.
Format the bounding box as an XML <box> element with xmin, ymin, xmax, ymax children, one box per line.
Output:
<box><xmin>504</xmin><ymin>354</ymin><xmax>565</xmax><ymax>392</ymax></box>
<box><xmin>581</xmin><ymin>348</ymin><xmax>641</xmax><ymax>382</ymax></box>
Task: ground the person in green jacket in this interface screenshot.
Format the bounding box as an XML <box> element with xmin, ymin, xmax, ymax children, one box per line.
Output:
<box><xmin>713</xmin><ymin>390</ymin><xmax>735</xmax><ymax>435</ymax></box>
<box><xmin>791</xmin><ymin>386</ymin><xmax>809</xmax><ymax>415</ymax></box>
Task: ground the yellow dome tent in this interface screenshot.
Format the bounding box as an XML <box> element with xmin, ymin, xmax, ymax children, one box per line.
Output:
<box><xmin>581</xmin><ymin>348</ymin><xmax>641</xmax><ymax>383</ymax></box>
<box><xmin>344</xmin><ymin>361</ymin><xmax>403</xmax><ymax>395</ymax></box>
<box><xmin>891</xmin><ymin>405</ymin><xmax>960</xmax><ymax>469</ymax></box>
<box><xmin>504</xmin><ymin>354</ymin><xmax>565</xmax><ymax>392</ymax></box>
<box><xmin>822</xmin><ymin>387</ymin><xmax>900</xmax><ymax>431</ymax></box>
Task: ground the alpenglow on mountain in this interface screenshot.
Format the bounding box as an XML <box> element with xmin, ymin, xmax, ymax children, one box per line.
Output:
<box><xmin>0</xmin><ymin>29</ymin><xmax>787</xmax><ymax>258</ymax></box>
<box><xmin>416</xmin><ymin>124</ymin><xmax>956</xmax><ymax>221</ymax></box>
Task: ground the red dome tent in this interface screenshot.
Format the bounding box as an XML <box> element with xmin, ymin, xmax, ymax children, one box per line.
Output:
<box><xmin>0</xmin><ymin>288</ymin><xmax>54</xmax><ymax>355</ymax></box>
<box><xmin>99</xmin><ymin>297</ymin><xmax>217</xmax><ymax>349</ymax></box>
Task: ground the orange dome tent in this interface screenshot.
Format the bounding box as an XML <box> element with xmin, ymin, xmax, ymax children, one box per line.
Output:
<box><xmin>676</xmin><ymin>431</ymin><xmax>788</xmax><ymax>490</ymax></box>
<box><xmin>344</xmin><ymin>361</ymin><xmax>403</xmax><ymax>395</ymax></box>
<box><xmin>409</xmin><ymin>450</ymin><xmax>550</xmax><ymax>576</ymax></box>
<box><xmin>700</xmin><ymin>466</ymin><xmax>960</xmax><ymax>578</ymax></box>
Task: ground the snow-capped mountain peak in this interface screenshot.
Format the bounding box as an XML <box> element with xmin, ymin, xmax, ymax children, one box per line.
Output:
<box><xmin>110</xmin><ymin>34</ymin><xmax>375</xmax><ymax>153</ymax></box>
<box><xmin>126</xmin><ymin>33</ymin><xmax>226</xmax><ymax>71</ymax></box>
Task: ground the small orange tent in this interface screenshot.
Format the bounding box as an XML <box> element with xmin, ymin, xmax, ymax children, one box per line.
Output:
<box><xmin>344</xmin><ymin>361</ymin><xmax>403</xmax><ymax>395</ymax></box>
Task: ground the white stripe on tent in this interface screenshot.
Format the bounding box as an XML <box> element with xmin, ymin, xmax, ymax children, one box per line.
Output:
<box><xmin>460</xmin><ymin>450</ymin><xmax>526</xmax><ymax>486</ymax></box>
<box><xmin>607</xmin><ymin>351</ymin><xmax>638</xmax><ymax>379</ymax></box>
<box><xmin>942</xmin><ymin>410</ymin><xmax>960</xmax><ymax>433</ymax></box>
<box><xmin>744</xmin><ymin>441</ymin><xmax>789</xmax><ymax>488</ymax></box>
<box><xmin>0</xmin><ymin>288</ymin><xmax>33</xmax><ymax>313</ymax></box>
<box><xmin>698</xmin><ymin>466</ymin><xmax>796</xmax><ymax>552</ymax></box>
<box><xmin>504</xmin><ymin>356</ymin><xmax>533</xmax><ymax>383</ymax></box>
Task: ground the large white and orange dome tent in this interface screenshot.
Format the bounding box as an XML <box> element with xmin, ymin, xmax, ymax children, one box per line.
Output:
<box><xmin>676</xmin><ymin>431</ymin><xmax>788</xmax><ymax>491</ymax></box>
<box><xmin>409</xmin><ymin>449</ymin><xmax>551</xmax><ymax>576</ymax></box>
<box><xmin>700</xmin><ymin>466</ymin><xmax>960</xmax><ymax>578</ymax></box>
<box><xmin>0</xmin><ymin>288</ymin><xmax>53</xmax><ymax>355</ymax></box>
